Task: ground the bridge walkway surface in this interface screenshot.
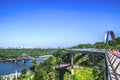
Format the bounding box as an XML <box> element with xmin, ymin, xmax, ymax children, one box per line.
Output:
<box><xmin>105</xmin><ymin>50</ymin><xmax>120</xmax><ymax>80</ymax></box>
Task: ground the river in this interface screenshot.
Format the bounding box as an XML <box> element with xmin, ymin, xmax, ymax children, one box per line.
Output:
<box><xmin>0</xmin><ymin>56</ymin><xmax>50</xmax><ymax>76</ymax></box>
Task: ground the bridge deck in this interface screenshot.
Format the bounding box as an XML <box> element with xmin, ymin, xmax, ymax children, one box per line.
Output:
<box><xmin>67</xmin><ymin>49</ymin><xmax>105</xmax><ymax>55</ymax></box>
<box><xmin>106</xmin><ymin>50</ymin><xmax>120</xmax><ymax>80</ymax></box>
<box><xmin>55</xmin><ymin>64</ymin><xmax>70</xmax><ymax>70</ymax></box>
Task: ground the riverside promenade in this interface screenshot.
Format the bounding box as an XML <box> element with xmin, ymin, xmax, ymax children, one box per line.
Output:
<box><xmin>1</xmin><ymin>71</ymin><xmax>31</xmax><ymax>80</ymax></box>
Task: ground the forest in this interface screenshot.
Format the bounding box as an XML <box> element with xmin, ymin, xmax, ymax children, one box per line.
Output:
<box><xmin>0</xmin><ymin>49</ymin><xmax>57</xmax><ymax>60</ymax></box>
<box><xmin>72</xmin><ymin>37</ymin><xmax>120</xmax><ymax>49</ymax></box>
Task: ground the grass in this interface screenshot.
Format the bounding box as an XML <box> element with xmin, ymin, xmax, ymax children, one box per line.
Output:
<box><xmin>64</xmin><ymin>67</ymin><xmax>95</xmax><ymax>80</ymax></box>
<box><xmin>22</xmin><ymin>73</ymin><xmax>34</xmax><ymax>80</ymax></box>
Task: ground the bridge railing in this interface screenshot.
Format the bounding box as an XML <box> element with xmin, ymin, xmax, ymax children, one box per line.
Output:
<box><xmin>67</xmin><ymin>48</ymin><xmax>105</xmax><ymax>52</ymax></box>
<box><xmin>106</xmin><ymin>50</ymin><xmax>120</xmax><ymax>80</ymax></box>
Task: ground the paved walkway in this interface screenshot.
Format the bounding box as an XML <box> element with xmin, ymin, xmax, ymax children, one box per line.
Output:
<box><xmin>106</xmin><ymin>50</ymin><xmax>120</xmax><ymax>80</ymax></box>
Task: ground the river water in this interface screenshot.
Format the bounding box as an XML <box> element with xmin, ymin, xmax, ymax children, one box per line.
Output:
<box><xmin>0</xmin><ymin>56</ymin><xmax>49</xmax><ymax>76</ymax></box>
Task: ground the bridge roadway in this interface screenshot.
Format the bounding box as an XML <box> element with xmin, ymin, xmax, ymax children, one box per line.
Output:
<box><xmin>56</xmin><ymin>48</ymin><xmax>119</xmax><ymax>80</ymax></box>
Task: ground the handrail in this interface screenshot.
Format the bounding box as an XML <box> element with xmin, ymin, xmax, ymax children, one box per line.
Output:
<box><xmin>104</xmin><ymin>31</ymin><xmax>120</xmax><ymax>80</ymax></box>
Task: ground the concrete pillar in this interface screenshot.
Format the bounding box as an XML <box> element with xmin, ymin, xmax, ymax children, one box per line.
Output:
<box><xmin>104</xmin><ymin>57</ymin><xmax>107</xmax><ymax>80</ymax></box>
<box><xmin>71</xmin><ymin>53</ymin><xmax>74</xmax><ymax>75</ymax></box>
<box><xmin>71</xmin><ymin>53</ymin><xmax>73</xmax><ymax>69</ymax></box>
<box><xmin>15</xmin><ymin>70</ymin><xmax>17</xmax><ymax>80</ymax></box>
<box><xmin>71</xmin><ymin>69</ymin><xmax>74</xmax><ymax>75</ymax></box>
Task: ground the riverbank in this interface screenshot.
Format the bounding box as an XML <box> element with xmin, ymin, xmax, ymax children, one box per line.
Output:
<box><xmin>0</xmin><ymin>55</ymin><xmax>52</xmax><ymax>77</ymax></box>
<box><xmin>0</xmin><ymin>55</ymin><xmax>52</xmax><ymax>62</ymax></box>
<box><xmin>1</xmin><ymin>71</ymin><xmax>31</xmax><ymax>80</ymax></box>
<box><xmin>0</xmin><ymin>59</ymin><xmax>10</xmax><ymax>62</ymax></box>
<box><xmin>2</xmin><ymin>72</ymin><xmax>20</xmax><ymax>80</ymax></box>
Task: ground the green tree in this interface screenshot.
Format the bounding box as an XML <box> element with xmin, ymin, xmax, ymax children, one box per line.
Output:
<box><xmin>116</xmin><ymin>45</ymin><xmax>120</xmax><ymax>49</ymax></box>
<box><xmin>53</xmin><ymin>49</ymin><xmax>71</xmax><ymax>63</ymax></box>
<box><xmin>34</xmin><ymin>68</ymin><xmax>48</xmax><ymax>80</ymax></box>
<box><xmin>32</xmin><ymin>60</ymin><xmax>36</xmax><ymax>65</ymax></box>
<box><xmin>21</xmin><ymin>68</ymin><xmax>27</xmax><ymax>76</ymax></box>
<box><xmin>30</xmin><ymin>60</ymin><xmax>37</xmax><ymax>72</ymax></box>
<box><xmin>72</xmin><ymin>43</ymin><xmax>93</xmax><ymax>48</ymax></box>
<box><xmin>0</xmin><ymin>75</ymin><xmax>2</xmax><ymax>80</ymax></box>
<box><xmin>105</xmin><ymin>45</ymin><xmax>113</xmax><ymax>49</ymax></box>
<box><xmin>94</xmin><ymin>42</ymin><xmax>106</xmax><ymax>49</ymax></box>
<box><xmin>30</xmin><ymin>65</ymin><xmax>36</xmax><ymax>72</ymax></box>
<box><xmin>116</xmin><ymin>37</ymin><xmax>120</xmax><ymax>44</ymax></box>
<box><xmin>108</xmin><ymin>40</ymin><xmax>117</xmax><ymax>48</ymax></box>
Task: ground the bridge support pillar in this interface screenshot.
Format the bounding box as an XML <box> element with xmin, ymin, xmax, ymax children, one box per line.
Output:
<box><xmin>71</xmin><ymin>53</ymin><xmax>74</xmax><ymax>68</ymax></box>
<box><xmin>104</xmin><ymin>55</ymin><xmax>108</xmax><ymax>80</ymax></box>
<box><xmin>57</xmin><ymin>69</ymin><xmax>67</xmax><ymax>80</ymax></box>
<box><xmin>71</xmin><ymin>53</ymin><xmax>74</xmax><ymax>75</ymax></box>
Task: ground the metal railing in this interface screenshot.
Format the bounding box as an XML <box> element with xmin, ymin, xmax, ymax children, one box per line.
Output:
<box><xmin>105</xmin><ymin>50</ymin><xmax>120</xmax><ymax>80</ymax></box>
<box><xmin>103</xmin><ymin>31</ymin><xmax>120</xmax><ymax>80</ymax></box>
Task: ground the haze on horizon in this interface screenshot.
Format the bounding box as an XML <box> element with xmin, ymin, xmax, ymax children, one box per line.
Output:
<box><xmin>0</xmin><ymin>0</ymin><xmax>120</xmax><ymax>48</ymax></box>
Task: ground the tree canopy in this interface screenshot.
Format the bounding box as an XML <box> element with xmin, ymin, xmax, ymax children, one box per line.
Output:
<box><xmin>72</xmin><ymin>37</ymin><xmax>120</xmax><ymax>49</ymax></box>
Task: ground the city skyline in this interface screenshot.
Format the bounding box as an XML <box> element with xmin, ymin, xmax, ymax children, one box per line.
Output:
<box><xmin>0</xmin><ymin>0</ymin><xmax>120</xmax><ymax>48</ymax></box>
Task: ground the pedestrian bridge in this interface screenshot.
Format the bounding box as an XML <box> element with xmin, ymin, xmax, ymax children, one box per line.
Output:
<box><xmin>56</xmin><ymin>31</ymin><xmax>120</xmax><ymax>80</ymax></box>
<box><xmin>65</xmin><ymin>48</ymin><xmax>120</xmax><ymax>80</ymax></box>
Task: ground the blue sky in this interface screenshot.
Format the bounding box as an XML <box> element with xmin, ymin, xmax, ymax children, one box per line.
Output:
<box><xmin>0</xmin><ymin>0</ymin><xmax>120</xmax><ymax>48</ymax></box>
